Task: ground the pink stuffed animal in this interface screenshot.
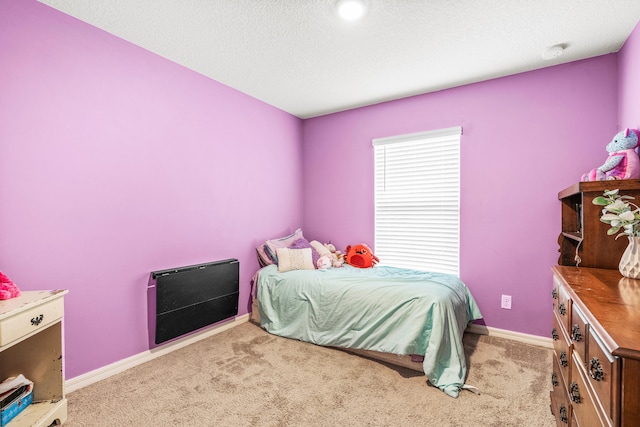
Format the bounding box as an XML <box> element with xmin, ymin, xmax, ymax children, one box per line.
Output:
<box><xmin>0</xmin><ymin>271</ymin><xmax>21</xmax><ymax>300</ymax></box>
<box><xmin>582</xmin><ymin>128</ymin><xmax>640</xmax><ymax>181</ymax></box>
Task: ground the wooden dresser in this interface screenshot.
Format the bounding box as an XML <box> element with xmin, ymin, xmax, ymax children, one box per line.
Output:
<box><xmin>550</xmin><ymin>266</ymin><xmax>640</xmax><ymax>427</ymax></box>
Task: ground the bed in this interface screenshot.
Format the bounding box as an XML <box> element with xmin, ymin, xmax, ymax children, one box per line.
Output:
<box><xmin>250</xmin><ymin>259</ymin><xmax>482</xmax><ymax>398</ymax></box>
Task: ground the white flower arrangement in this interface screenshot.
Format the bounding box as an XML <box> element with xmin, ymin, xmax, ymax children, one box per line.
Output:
<box><xmin>592</xmin><ymin>189</ymin><xmax>640</xmax><ymax>238</ymax></box>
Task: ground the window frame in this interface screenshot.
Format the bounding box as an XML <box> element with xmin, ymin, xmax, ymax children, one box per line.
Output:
<box><xmin>372</xmin><ymin>126</ymin><xmax>462</xmax><ymax>276</ymax></box>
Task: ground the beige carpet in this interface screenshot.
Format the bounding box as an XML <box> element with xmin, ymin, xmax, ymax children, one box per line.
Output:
<box><xmin>65</xmin><ymin>322</ymin><xmax>556</xmax><ymax>426</ymax></box>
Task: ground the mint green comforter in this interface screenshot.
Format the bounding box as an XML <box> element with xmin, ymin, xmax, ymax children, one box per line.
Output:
<box><xmin>256</xmin><ymin>264</ymin><xmax>483</xmax><ymax>397</ymax></box>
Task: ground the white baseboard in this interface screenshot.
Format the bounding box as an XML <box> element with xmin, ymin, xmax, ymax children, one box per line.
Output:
<box><xmin>65</xmin><ymin>316</ymin><xmax>550</xmax><ymax>393</ymax></box>
<box><xmin>467</xmin><ymin>324</ymin><xmax>553</xmax><ymax>349</ymax></box>
<box><xmin>65</xmin><ymin>314</ymin><xmax>250</xmax><ymax>393</ymax></box>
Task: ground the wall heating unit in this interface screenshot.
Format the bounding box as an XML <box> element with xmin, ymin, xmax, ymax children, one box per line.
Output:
<box><xmin>148</xmin><ymin>258</ymin><xmax>239</xmax><ymax>345</ymax></box>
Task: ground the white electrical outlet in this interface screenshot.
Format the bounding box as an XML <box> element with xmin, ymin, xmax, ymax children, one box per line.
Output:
<box><xmin>501</xmin><ymin>295</ymin><xmax>512</xmax><ymax>310</ymax></box>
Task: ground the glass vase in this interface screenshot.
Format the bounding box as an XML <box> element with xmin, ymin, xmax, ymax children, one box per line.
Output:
<box><xmin>619</xmin><ymin>236</ymin><xmax>640</xmax><ymax>279</ymax></box>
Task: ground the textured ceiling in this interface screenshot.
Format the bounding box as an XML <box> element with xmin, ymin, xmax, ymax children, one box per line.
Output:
<box><xmin>38</xmin><ymin>0</ymin><xmax>640</xmax><ymax>118</ymax></box>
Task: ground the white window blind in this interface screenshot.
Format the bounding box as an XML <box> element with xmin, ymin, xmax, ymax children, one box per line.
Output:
<box><xmin>373</xmin><ymin>126</ymin><xmax>461</xmax><ymax>276</ymax></box>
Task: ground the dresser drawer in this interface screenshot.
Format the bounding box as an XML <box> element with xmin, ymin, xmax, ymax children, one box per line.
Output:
<box><xmin>552</xmin><ymin>355</ymin><xmax>572</xmax><ymax>426</ymax></box>
<box><xmin>551</xmin><ymin>390</ymin><xmax>572</xmax><ymax>426</ymax></box>
<box><xmin>571</xmin><ymin>304</ymin><xmax>588</xmax><ymax>365</ymax></box>
<box><xmin>0</xmin><ymin>297</ymin><xmax>64</xmax><ymax>347</ymax></box>
<box><xmin>554</xmin><ymin>279</ymin><xmax>572</xmax><ymax>334</ymax></box>
<box><xmin>570</xmin><ymin>353</ymin><xmax>610</xmax><ymax>427</ymax></box>
<box><xmin>586</xmin><ymin>328</ymin><xmax>620</xmax><ymax>426</ymax></box>
<box><xmin>553</xmin><ymin>311</ymin><xmax>572</xmax><ymax>385</ymax></box>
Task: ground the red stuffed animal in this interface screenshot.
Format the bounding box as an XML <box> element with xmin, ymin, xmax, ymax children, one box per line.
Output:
<box><xmin>0</xmin><ymin>270</ymin><xmax>21</xmax><ymax>300</ymax></box>
<box><xmin>345</xmin><ymin>244</ymin><xmax>379</xmax><ymax>268</ymax></box>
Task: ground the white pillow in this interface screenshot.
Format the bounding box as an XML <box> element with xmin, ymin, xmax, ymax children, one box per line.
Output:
<box><xmin>276</xmin><ymin>247</ymin><xmax>315</xmax><ymax>272</ymax></box>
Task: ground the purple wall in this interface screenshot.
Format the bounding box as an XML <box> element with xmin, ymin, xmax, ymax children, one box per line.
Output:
<box><xmin>302</xmin><ymin>56</ymin><xmax>620</xmax><ymax>337</ymax></box>
<box><xmin>2</xmin><ymin>0</ymin><xmax>638</xmax><ymax>382</ymax></box>
<box><xmin>0</xmin><ymin>0</ymin><xmax>303</xmax><ymax>379</ymax></box>
<box><xmin>619</xmin><ymin>22</ymin><xmax>640</xmax><ymax>129</ymax></box>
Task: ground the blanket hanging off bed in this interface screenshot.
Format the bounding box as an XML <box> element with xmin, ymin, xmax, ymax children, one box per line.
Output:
<box><xmin>256</xmin><ymin>264</ymin><xmax>483</xmax><ymax>397</ymax></box>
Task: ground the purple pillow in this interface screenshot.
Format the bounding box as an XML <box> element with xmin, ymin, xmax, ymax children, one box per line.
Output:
<box><xmin>265</xmin><ymin>228</ymin><xmax>304</xmax><ymax>263</ymax></box>
<box><xmin>289</xmin><ymin>238</ymin><xmax>320</xmax><ymax>267</ymax></box>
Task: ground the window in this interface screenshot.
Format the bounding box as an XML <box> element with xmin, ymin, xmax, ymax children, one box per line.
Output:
<box><xmin>373</xmin><ymin>126</ymin><xmax>461</xmax><ymax>276</ymax></box>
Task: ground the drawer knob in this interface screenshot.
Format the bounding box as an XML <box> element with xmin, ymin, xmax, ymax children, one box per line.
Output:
<box><xmin>558</xmin><ymin>303</ymin><xmax>567</xmax><ymax>316</ymax></box>
<box><xmin>552</xmin><ymin>288</ymin><xmax>558</xmax><ymax>300</ymax></box>
<box><xmin>589</xmin><ymin>357</ymin><xmax>605</xmax><ymax>382</ymax></box>
<box><xmin>571</xmin><ymin>324</ymin><xmax>582</xmax><ymax>342</ymax></box>
<box><xmin>31</xmin><ymin>314</ymin><xmax>44</xmax><ymax>326</ymax></box>
<box><xmin>551</xmin><ymin>372</ymin><xmax>559</xmax><ymax>387</ymax></box>
<box><xmin>552</xmin><ymin>328</ymin><xmax>559</xmax><ymax>341</ymax></box>
<box><xmin>570</xmin><ymin>381</ymin><xmax>581</xmax><ymax>403</ymax></box>
<box><xmin>560</xmin><ymin>351</ymin><xmax>568</xmax><ymax>367</ymax></box>
<box><xmin>559</xmin><ymin>405</ymin><xmax>568</xmax><ymax>424</ymax></box>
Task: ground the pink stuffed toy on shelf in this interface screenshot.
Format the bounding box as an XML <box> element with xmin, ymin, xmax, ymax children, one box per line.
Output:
<box><xmin>581</xmin><ymin>128</ymin><xmax>640</xmax><ymax>181</ymax></box>
<box><xmin>0</xmin><ymin>270</ymin><xmax>21</xmax><ymax>300</ymax></box>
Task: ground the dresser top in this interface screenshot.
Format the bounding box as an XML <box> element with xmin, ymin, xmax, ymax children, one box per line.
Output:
<box><xmin>553</xmin><ymin>266</ymin><xmax>640</xmax><ymax>359</ymax></box>
<box><xmin>0</xmin><ymin>290</ymin><xmax>68</xmax><ymax>320</ymax></box>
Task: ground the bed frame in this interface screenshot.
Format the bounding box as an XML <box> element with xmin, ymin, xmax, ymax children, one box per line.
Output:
<box><xmin>250</xmin><ymin>298</ymin><xmax>423</xmax><ymax>372</ymax></box>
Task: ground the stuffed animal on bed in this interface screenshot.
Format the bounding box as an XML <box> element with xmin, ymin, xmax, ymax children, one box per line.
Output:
<box><xmin>581</xmin><ymin>128</ymin><xmax>640</xmax><ymax>181</ymax></box>
<box><xmin>345</xmin><ymin>244</ymin><xmax>379</xmax><ymax>268</ymax></box>
<box><xmin>323</xmin><ymin>243</ymin><xmax>345</xmax><ymax>268</ymax></box>
<box><xmin>0</xmin><ymin>270</ymin><xmax>21</xmax><ymax>300</ymax></box>
<box><xmin>309</xmin><ymin>241</ymin><xmax>345</xmax><ymax>269</ymax></box>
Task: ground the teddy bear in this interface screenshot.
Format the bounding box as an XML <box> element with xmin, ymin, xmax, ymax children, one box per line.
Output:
<box><xmin>0</xmin><ymin>270</ymin><xmax>21</xmax><ymax>300</ymax></box>
<box><xmin>323</xmin><ymin>243</ymin><xmax>345</xmax><ymax>268</ymax></box>
<box><xmin>309</xmin><ymin>241</ymin><xmax>345</xmax><ymax>269</ymax></box>
<box><xmin>582</xmin><ymin>128</ymin><xmax>640</xmax><ymax>181</ymax></box>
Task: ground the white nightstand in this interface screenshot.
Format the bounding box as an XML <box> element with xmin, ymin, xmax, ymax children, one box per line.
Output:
<box><xmin>0</xmin><ymin>290</ymin><xmax>68</xmax><ymax>426</ymax></box>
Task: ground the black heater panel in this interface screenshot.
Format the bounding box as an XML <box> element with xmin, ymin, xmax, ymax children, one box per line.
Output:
<box><xmin>149</xmin><ymin>259</ymin><xmax>239</xmax><ymax>345</ymax></box>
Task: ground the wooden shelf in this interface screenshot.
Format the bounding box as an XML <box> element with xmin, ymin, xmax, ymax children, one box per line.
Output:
<box><xmin>558</xmin><ymin>180</ymin><xmax>640</xmax><ymax>269</ymax></box>
<box><xmin>558</xmin><ymin>179</ymin><xmax>640</xmax><ymax>199</ymax></box>
<box><xmin>560</xmin><ymin>231</ymin><xmax>583</xmax><ymax>242</ymax></box>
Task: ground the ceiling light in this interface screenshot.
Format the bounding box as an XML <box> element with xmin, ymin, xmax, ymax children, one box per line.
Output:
<box><xmin>336</xmin><ymin>0</ymin><xmax>367</xmax><ymax>21</ymax></box>
<box><xmin>541</xmin><ymin>44</ymin><xmax>565</xmax><ymax>60</ymax></box>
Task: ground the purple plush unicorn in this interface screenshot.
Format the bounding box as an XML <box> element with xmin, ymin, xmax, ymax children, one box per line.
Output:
<box><xmin>582</xmin><ymin>128</ymin><xmax>640</xmax><ymax>181</ymax></box>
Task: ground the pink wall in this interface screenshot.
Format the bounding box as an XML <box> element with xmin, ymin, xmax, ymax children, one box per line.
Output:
<box><xmin>302</xmin><ymin>56</ymin><xmax>620</xmax><ymax>337</ymax></box>
<box><xmin>0</xmin><ymin>0</ymin><xmax>303</xmax><ymax>379</ymax></box>
<box><xmin>619</xmin><ymin>22</ymin><xmax>640</xmax><ymax>129</ymax></box>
